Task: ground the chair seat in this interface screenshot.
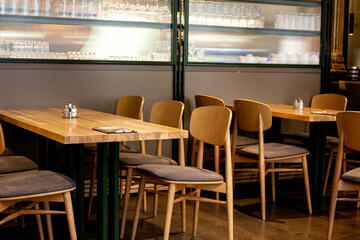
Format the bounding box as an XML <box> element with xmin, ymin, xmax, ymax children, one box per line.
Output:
<box><xmin>238</xmin><ymin>143</ymin><xmax>309</xmax><ymax>159</ymax></box>
<box><xmin>0</xmin><ymin>170</ymin><xmax>76</xmax><ymax>199</ymax></box>
<box><xmin>342</xmin><ymin>167</ymin><xmax>360</xmax><ymax>184</ymax></box>
<box><xmin>0</xmin><ymin>147</ymin><xmax>14</xmax><ymax>156</ymax></box>
<box><xmin>326</xmin><ymin>136</ymin><xmax>339</xmax><ymax>145</ymax></box>
<box><xmin>233</xmin><ymin>135</ymin><xmax>258</xmax><ymax>147</ymax></box>
<box><xmin>119</xmin><ymin>153</ymin><xmax>177</xmax><ymax>166</ymax></box>
<box><xmin>84</xmin><ymin>143</ymin><xmax>139</xmax><ymax>153</ymax></box>
<box><xmin>0</xmin><ymin>155</ymin><xmax>38</xmax><ymax>175</ymax></box>
<box><xmin>137</xmin><ymin>164</ymin><xmax>224</xmax><ymax>182</ymax></box>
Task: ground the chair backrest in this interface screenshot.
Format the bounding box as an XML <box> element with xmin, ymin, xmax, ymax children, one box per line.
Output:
<box><xmin>116</xmin><ymin>95</ymin><xmax>144</xmax><ymax>120</ymax></box>
<box><xmin>233</xmin><ymin>99</ymin><xmax>272</xmax><ymax>132</ymax></box>
<box><xmin>311</xmin><ymin>94</ymin><xmax>347</xmax><ymax>111</ymax></box>
<box><xmin>195</xmin><ymin>94</ymin><xmax>225</xmax><ymax>108</ymax></box>
<box><xmin>190</xmin><ymin>106</ymin><xmax>232</xmax><ymax>146</ymax></box>
<box><xmin>337</xmin><ymin>111</ymin><xmax>360</xmax><ymax>152</ymax></box>
<box><xmin>0</xmin><ymin>124</ymin><xmax>5</xmax><ymax>155</ymax></box>
<box><xmin>150</xmin><ymin>100</ymin><xmax>184</xmax><ymax>129</ymax></box>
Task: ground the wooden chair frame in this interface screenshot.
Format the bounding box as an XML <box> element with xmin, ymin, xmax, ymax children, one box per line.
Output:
<box><xmin>119</xmin><ymin>100</ymin><xmax>185</xmax><ymax>239</ymax></box>
<box><xmin>327</xmin><ymin>111</ymin><xmax>360</xmax><ymax>240</ymax></box>
<box><xmin>232</xmin><ymin>99</ymin><xmax>312</xmax><ymax>221</ymax></box>
<box><xmin>131</xmin><ymin>106</ymin><xmax>234</xmax><ymax>240</ymax></box>
<box><xmin>0</xmin><ymin>188</ymin><xmax>76</xmax><ymax>240</ymax></box>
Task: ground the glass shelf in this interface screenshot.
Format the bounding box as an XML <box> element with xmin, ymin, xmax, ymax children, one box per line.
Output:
<box><xmin>0</xmin><ymin>0</ymin><xmax>174</xmax><ymax>63</ymax></box>
<box><xmin>0</xmin><ymin>14</ymin><xmax>172</xmax><ymax>29</ymax></box>
<box><xmin>189</xmin><ymin>25</ymin><xmax>320</xmax><ymax>37</ymax></box>
<box><xmin>186</xmin><ymin>0</ymin><xmax>322</xmax><ymax>65</ymax></box>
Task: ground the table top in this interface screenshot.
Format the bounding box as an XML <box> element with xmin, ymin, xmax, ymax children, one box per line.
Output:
<box><xmin>226</xmin><ymin>104</ymin><xmax>342</xmax><ymax>122</ymax></box>
<box><xmin>0</xmin><ymin>108</ymin><xmax>188</xmax><ymax>144</ymax></box>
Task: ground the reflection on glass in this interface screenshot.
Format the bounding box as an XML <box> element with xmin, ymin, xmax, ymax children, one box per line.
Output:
<box><xmin>0</xmin><ymin>22</ymin><xmax>172</xmax><ymax>61</ymax></box>
<box><xmin>188</xmin><ymin>0</ymin><xmax>321</xmax><ymax>64</ymax></box>
<box><xmin>0</xmin><ymin>0</ymin><xmax>172</xmax><ymax>23</ymax></box>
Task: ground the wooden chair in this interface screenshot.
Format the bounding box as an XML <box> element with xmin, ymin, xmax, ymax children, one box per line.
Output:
<box><xmin>0</xmin><ymin>124</ymin><xmax>38</xmax><ymax>175</ymax></box>
<box><xmin>232</xmin><ymin>99</ymin><xmax>312</xmax><ymax>220</ymax></box>
<box><xmin>283</xmin><ymin>93</ymin><xmax>347</xmax><ymax>144</ymax></box>
<box><xmin>86</xmin><ymin>95</ymin><xmax>144</xmax><ymax>216</ymax></box>
<box><xmin>191</xmin><ymin>95</ymin><xmax>258</xmax><ymax>198</ymax></box>
<box><xmin>0</xmin><ymin>170</ymin><xmax>77</xmax><ymax>240</ymax></box>
<box><xmin>327</xmin><ymin>111</ymin><xmax>360</xmax><ymax>240</ymax></box>
<box><xmin>119</xmin><ymin>100</ymin><xmax>184</xmax><ymax>239</ymax></box>
<box><xmin>131</xmin><ymin>106</ymin><xmax>234</xmax><ymax>240</ymax></box>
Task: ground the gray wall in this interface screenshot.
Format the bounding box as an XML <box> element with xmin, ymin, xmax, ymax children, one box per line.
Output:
<box><xmin>0</xmin><ymin>63</ymin><xmax>174</xmax><ymax>161</ymax></box>
<box><xmin>184</xmin><ymin>66</ymin><xmax>322</xmax><ymax>132</ymax></box>
<box><xmin>0</xmin><ymin>63</ymin><xmax>322</xmax><ymax>164</ymax></box>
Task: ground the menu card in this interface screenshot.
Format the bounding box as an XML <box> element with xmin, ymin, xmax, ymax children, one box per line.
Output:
<box><xmin>93</xmin><ymin>127</ymin><xmax>137</xmax><ymax>134</ymax></box>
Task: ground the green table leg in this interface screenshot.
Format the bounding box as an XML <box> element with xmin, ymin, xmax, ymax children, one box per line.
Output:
<box><xmin>309</xmin><ymin>122</ymin><xmax>327</xmax><ymax>210</ymax></box>
<box><xmin>97</xmin><ymin>143</ymin><xmax>108</xmax><ymax>240</ymax></box>
<box><xmin>108</xmin><ymin>142</ymin><xmax>120</xmax><ymax>240</ymax></box>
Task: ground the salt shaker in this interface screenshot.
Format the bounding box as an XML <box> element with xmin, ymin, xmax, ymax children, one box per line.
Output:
<box><xmin>63</xmin><ymin>104</ymin><xmax>70</xmax><ymax>118</ymax></box>
<box><xmin>298</xmin><ymin>97</ymin><xmax>303</xmax><ymax>110</ymax></box>
<box><xmin>71</xmin><ymin>105</ymin><xmax>77</xmax><ymax>118</ymax></box>
<box><xmin>293</xmin><ymin>97</ymin><xmax>303</xmax><ymax>110</ymax></box>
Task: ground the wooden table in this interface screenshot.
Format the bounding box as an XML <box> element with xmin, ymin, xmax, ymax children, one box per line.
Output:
<box><xmin>228</xmin><ymin>104</ymin><xmax>342</xmax><ymax>212</ymax></box>
<box><xmin>0</xmin><ymin>108</ymin><xmax>188</xmax><ymax>240</ymax></box>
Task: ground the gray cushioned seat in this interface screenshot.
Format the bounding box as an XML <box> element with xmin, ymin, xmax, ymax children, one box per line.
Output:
<box><xmin>0</xmin><ymin>155</ymin><xmax>38</xmax><ymax>174</ymax></box>
<box><xmin>0</xmin><ymin>170</ymin><xmax>76</xmax><ymax>198</ymax></box>
<box><xmin>137</xmin><ymin>164</ymin><xmax>224</xmax><ymax>182</ymax></box>
<box><xmin>119</xmin><ymin>153</ymin><xmax>177</xmax><ymax>166</ymax></box>
<box><xmin>0</xmin><ymin>147</ymin><xmax>14</xmax><ymax>156</ymax></box>
<box><xmin>343</xmin><ymin>167</ymin><xmax>360</xmax><ymax>184</ymax></box>
<box><xmin>238</xmin><ymin>143</ymin><xmax>309</xmax><ymax>159</ymax></box>
<box><xmin>326</xmin><ymin>136</ymin><xmax>339</xmax><ymax>145</ymax></box>
<box><xmin>84</xmin><ymin>143</ymin><xmax>139</xmax><ymax>153</ymax></box>
<box><xmin>233</xmin><ymin>135</ymin><xmax>258</xmax><ymax>147</ymax></box>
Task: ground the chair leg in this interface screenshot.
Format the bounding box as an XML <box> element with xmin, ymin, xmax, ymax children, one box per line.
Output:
<box><xmin>163</xmin><ymin>184</ymin><xmax>176</xmax><ymax>240</ymax></box>
<box><xmin>119</xmin><ymin>169</ymin><xmax>125</xmax><ymax>200</ymax></box>
<box><xmin>44</xmin><ymin>202</ymin><xmax>54</xmax><ymax>240</ymax></box>
<box><xmin>270</xmin><ymin>163</ymin><xmax>276</xmax><ymax>203</ymax></box>
<box><xmin>120</xmin><ymin>167</ymin><xmax>134</xmax><ymax>239</ymax></box>
<box><xmin>19</xmin><ymin>203</ymin><xmax>25</xmax><ymax>228</ymax></box>
<box><xmin>259</xmin><ymin>163</ymin><xmax>266</xmax><ymax>221</ymax></box>
<box><xmin>327</xmin><ymin>185</ymin><xmax>339</xmax><ymax>240</ymax></box>
<box><xmin>323</xmin><ymin>145</ymin><xmax>335</xmax><ymax>196</ymax></box>
<box><xmin>87</xmin><ymin>153</ymin><xmax>97</xmax><ymax>217</ymax></box>
<box><xmin>131</xmin><ymin>176</ymin><xmax>146</xmax><ymax>240</ymax></box>
<box><xmin>153</xmin><ymin>184</ymin><xmax>159</xmax><ymax>217</ymax></box>
<box><xmin>226</xmin><ymin>185</ymin><xmax>234</xmax><ymax>240</ymax></box>
<box><xmin>143</xmin><ymin>189</ymin><xmax>147</xmax><ymax>213</ymax></box>
<box><xmin>214</xmin><ymin>145</ymin><xmax>220</xmax><ymax>201</ymax></box>
<box><xmin>64</xmin><ymin>192</ymin><xmax>77</xmax><ymax>240</ymax></box>
<box><xmin>302</xmin><ymin>156</ymin><xmax>312</xmax><ymax>214</ymax></box>
<box><xmin>34</xmin><ymin>203</ymin><xmax>45</xmax><ymax>240</ymax></box>
<box><xmin>357</xmin><ymin>191</ymin><xmax>360</xmax><ymax>208</ymax></box>
<box><xmin>181</xmin><ymin>188</ymin><xmax>186</xmax><ymax>233</ymax></box>
<box><xmin>192</xmin><ymin>189</ymin><xmax>201</xmax><ymax>236</ymax></box>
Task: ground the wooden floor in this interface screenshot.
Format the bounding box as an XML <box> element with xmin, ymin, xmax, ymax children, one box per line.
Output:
<box><xmin>1</xmin><ymin>182</ymin><xmax>360</xmax><ymax>240</ymax></box>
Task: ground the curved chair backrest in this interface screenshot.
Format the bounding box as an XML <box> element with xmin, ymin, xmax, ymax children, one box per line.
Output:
<box><xmin>116</xmin><ymin>95</ymin><xmax>144</xmax><ymax>120</ymax></box>
<box><xmin>233</xmin><ymin>99</ymin><xmax>272</xmax><ymax>132</ymax></box>
<box><xmin>150</xmin><ymin>100</ymin><xmax>184</xmax><ymax>129</ymax></box>
<box><xmin>311</xmin><ymin>94</ymin><xmax>347</xmax><ymax>111</ymax></box>
<box><xmin>190</xmin><ymin>106</ymin><xmax>232</xmax><ymax>146</ymax></box>
<box><xmin>0</xmin><ymin>124</ymin><xmax>5</xmax><ymax>155</ymax></box>
<box><xmin>337</xmin><ymin>111</ymin><xmax>360</xmax><ymax>152</ymax></box>
<box><xmin>195</xmin><ymin>94</ymin><xmax>225</xmax><ymax>108</ymax></box>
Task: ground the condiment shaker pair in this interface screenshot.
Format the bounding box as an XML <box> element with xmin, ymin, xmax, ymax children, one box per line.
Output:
<box><xmin>63</xmin><ymin>102</ymin><xmax>77</xmax><ymax>118</ymax></box>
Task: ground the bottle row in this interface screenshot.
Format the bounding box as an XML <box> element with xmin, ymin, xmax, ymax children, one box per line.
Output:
<box><xmin>0</xmin><ymin>0</ymin><xmax>172</xmax><ymax>23</ymax></box>
<box><xmin>189</xmin><ymin>2</ymin><xmax>264</xmax><ymax>28</ymax></box>
<box><xmin>274</xmin><ymin>11</ymin><xmax>321</xmax><ymax>31</ymax></box>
